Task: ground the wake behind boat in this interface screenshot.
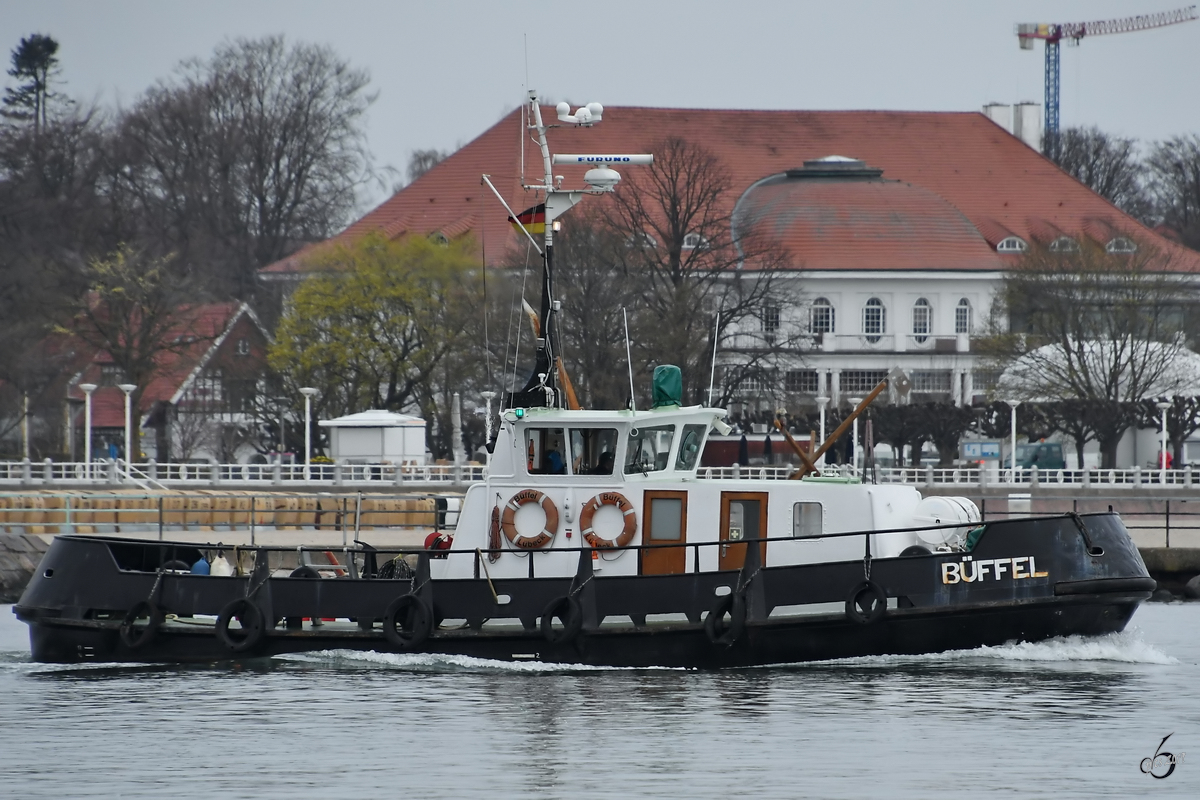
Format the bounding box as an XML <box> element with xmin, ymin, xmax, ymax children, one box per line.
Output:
<box><xmin>13</xmin><ymin>91</ymin><xmax>1154</xmax><ymax>667</ymax></box>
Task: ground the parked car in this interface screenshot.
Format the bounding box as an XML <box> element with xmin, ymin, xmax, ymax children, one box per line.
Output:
<box><xmin>1015</xmin><ymin>442</ymin><xmax>1066</xmax><ymax>471</ymax></box>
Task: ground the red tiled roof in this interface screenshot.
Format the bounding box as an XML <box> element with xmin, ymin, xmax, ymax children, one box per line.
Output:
<box><xmin>259</xmin><ymin>107</ymin><xmax>1200</xmax><ymax>275</ymax></box>
<box><xmin>737</xmin><ymin>171</ymin><xmax>1002</xmax><ymax>271</ymax></box>
<box><xmin>68</xmin><ymin>302</ymin><xmax>250</xmax><ymax>428</ymax></box>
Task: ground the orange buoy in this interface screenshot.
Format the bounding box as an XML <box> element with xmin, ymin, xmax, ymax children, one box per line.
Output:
<box><xmin>579</xmin><ymin>492</ymin><xmax>637</xmax><ymax>549</ymax></box>
<box><xmin>500</xmin><ymin>489</ymin><xmax>559</xmax><ymax>549</ymax></box>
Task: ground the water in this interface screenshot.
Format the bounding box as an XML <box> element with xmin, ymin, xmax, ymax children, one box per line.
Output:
<box><xmin>1</xmin><ymin>603</ymin><xmax>1197</xmax><ymax>798</ymax></box>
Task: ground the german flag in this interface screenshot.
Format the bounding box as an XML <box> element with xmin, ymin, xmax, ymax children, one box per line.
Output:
<box><xmin>508</xmin><ymin>203</ymin><xmax>546</xmax><ymax>235</ymax></box>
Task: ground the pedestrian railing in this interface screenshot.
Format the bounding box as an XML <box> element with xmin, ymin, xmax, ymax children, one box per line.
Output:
<box><xmin>0</xmin><ymin>458</ymin><xmax>1196</xmax><ymax>489</ymax></box>
<box><xmin>0</xmin><ymin>459</ymin><xmax>488</xmax><ymax>487</ymax></box>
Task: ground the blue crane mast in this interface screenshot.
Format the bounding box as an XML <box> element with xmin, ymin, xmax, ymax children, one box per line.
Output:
<box><xmin>1016</xmin><ymin>5</ymin><xmax>1197</xmax><ymax>157</ymax></box>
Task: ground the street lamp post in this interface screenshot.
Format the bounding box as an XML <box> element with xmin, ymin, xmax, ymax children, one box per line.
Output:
<box><xmin>118</xmin><ymin>384</ymin><xmax>137</xmax><ymax>474</ymax></box>
<box><xmin>848</xmin><ymin>397</ymin><xmax>863</xmax><ymax>472</ymax></box>
<box><xmin>1156</xmin><ymin>400</ymin><xmax>1172</xmax><ymax>478</ymax></box>
<box><xmin>300</xmin><ymin>387</ymin><xmax>318</xmax><ymax>480</ymax></box>
<box><xmin>79</xmin><ymin>383</ymin><xmax>97</xmax><ymax>480</ymax></box>
<box><xmin>1009</xmin><ymin>401</ymin><xmax>1021</xmax><ymax>482</ymax></box>
<box><xmin>815</xmin><ymin>396</ymin><xmax>830</xmax><ymax>467</ymax></box>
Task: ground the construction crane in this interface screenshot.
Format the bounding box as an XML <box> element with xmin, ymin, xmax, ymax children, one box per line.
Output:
<box><xmin>1016</xmin><ymin>5</ymin><xmax>1197</xmax><ymax>154</ymax></box>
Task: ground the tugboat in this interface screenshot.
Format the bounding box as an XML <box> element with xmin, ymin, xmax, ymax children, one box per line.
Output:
<box><xmin>14</xmin><ymin>91</ymin><xmax>1154</xmax><ymax>667</ymax></box>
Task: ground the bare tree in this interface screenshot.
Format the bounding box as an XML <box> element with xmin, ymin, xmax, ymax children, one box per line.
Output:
<box><xmin>62</xmin><ymin>246</ymin><xmax>210</xmax><ymax>458</ymax></box>
<box><xmin>1146</xmin><ymin>135</ymin><xmax>1200</xmax><ymax>251</ymax></box>
<box><xmin>603</xmin><ymin>136</ymin><xmax>799</xmax><ymax>406</ymax></box>
<box><xmin>551</xmin><ymin>211</ymin><xmax>645</xmax><ymax>409</ymax></box>
<box><xmin>407</xmin><ymin>148</ymin><xmax>448</xmax><ymax>184</ymax></box>
<box><xmin>1135</xmin><ymin>396</ymin><xmax>1200</xmax><ymax>466</ymax></box>
<box><xmin>1053</xmin><ymin>126</ymin><xmax>1149</xmax><ymax>220</ymax></box>
<box><xmin>986</xmin><ymin>240</ymin><xmax>1195</xmax><ymax>468</ymax></box>
<box><xmin>115</xmin><ymin>35</ymin><xmax>376</xmax><ymax>300</ymax></box>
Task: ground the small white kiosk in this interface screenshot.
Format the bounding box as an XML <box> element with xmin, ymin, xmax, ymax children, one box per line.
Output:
<box><xmin>319</xmin><ymin>410</ymin><xmax>428</xmax><ymax>465</ymax></box>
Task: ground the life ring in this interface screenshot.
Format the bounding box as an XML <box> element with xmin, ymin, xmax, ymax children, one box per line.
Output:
<box><xmin>579</xmin><ymin>492</ymin><xmax>637</xmax><ymax>549</ymax></box>
<box><xmin>215</xmin><ymin>598</ymin><xmax>266</xmax><ymax>653</ymax></box>
<box><xmin>704</xmin><ymin>593</ymin><xmax>745</xmax><ymax>646</ymax></box>
<box><xmin>500</xmin><ymin>489</ymin><xmax>559</xmax><ymax>549</ymax></box>
<box><xmin>541</xmin><ymin>595</ymin><xmax>583</xmax><ymax>644</ymax></box>
<box><xmin>845</xmin><ymin>580</ymin><xmax>887</xmax><ymax>624</ymax></box>
<box><xmin>119</xmin><ymin>600</ymin><xmax>163</xmax><ymax>650</ymax></box>
<box><xmin>383</xmin><ymin>593</ymin><xmax>432</xmax><ymax>649</ymax></box>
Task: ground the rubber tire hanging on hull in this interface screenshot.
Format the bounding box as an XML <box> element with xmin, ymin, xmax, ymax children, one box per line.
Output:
<box><xmin>289</xmin><ymin>565</ymin><xmax>322</xmax><ymax>578</ymax></box>
<box><xmin>215</xmin><ymin>598</ymin><xmax>266</xmax><ymax>653</ymax></box>
<box><xmin>704</xmin><ymin>593</ymin><xmax>746</xmax><ymax>646</ymax></box>
<box><xmin>845</xmin><ymin>580</ymin><xmax>887</xmax><ymax>624</ymax></box>
<box><xmin>119</xmin><ymin>600</ymin><xmax>164</xmax><ymax>650</ymax></box>
<box><xmin>540</xmin><ymin>596</ymin><xmax>583</xmax><ymax>644</ymax></box>
<box><xmin>383</xmin><ymin>593</ymin><xmax>433</xmax><ymax>649</ymax></box>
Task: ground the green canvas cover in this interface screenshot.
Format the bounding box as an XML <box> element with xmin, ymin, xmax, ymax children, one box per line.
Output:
<box><xmin>652</xmin><ymin>365</ymin><xmax>683</xmax><ymax>408</ymax></box>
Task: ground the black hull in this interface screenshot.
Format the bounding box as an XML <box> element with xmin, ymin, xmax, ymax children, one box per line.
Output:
<box><xmin>23</xmin><ymin>594</ymin><xmax>1143</xmax><ymax>669</ymax></box>
<box><xmin>14</xmin><ymin>513</ymin><xmax>1154</xmax><ymax>668</ymax></box>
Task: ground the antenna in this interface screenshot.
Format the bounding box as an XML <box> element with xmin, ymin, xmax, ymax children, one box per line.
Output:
<box><xmin>707</xmin><ymin>310</ymin><xmax>720</xmax><ymax>407</ymax></box>
<box><xmin>624</xmin><ymin>307</ymin><xmax>636</xmax><ymax>415</ymax></box>
<box><xmin>521</xmin><ymin>35</ymin><xmax>528</xmax><ymax>184</ymax></box>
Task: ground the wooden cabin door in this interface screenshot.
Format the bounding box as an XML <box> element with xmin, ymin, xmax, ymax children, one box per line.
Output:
<box><xmin>719</xmin><ymin>492</ymin><xmax>768</xmax><ymax>571</ymax></box>
<box><xmin>640</xmin><ymin>490</ymin><xmax>688</xmax><ymax>575</ymax></box>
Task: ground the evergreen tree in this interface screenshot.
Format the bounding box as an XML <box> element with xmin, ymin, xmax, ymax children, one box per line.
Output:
<box><xmin>2</xmin><ymin>33</ymin><xmax>65</xmax><ymax>136</ymax></box>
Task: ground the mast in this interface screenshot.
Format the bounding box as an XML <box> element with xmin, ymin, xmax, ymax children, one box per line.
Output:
<box><xmin>493</xmin><ymin>90</ymin><xmax>653</xmax><ymax>410</ymax></box>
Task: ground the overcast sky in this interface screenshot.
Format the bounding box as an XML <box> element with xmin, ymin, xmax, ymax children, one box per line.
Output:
<box><xmin>5</xmin><ymin>1</ymin><xmax>1199</xmax><ymax>210</ymax></box>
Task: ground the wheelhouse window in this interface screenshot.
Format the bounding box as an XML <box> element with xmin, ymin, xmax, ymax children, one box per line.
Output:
<box><xmin>793</xmin><ymin>502</ymin><xmax>823</xmax><ymax>538</ymax></box>
<box><xmin>955</xmin><ymin>298</ymin><xmax>972</xmax><ymax>334</ymax></box>
<box><xmin>912</xmin><ymin>298</ymin><xmax>931</xmax><ymax>343</ymax></box>
<box><xmin>568</xmin><ymin>428</ymin><xmax>619</xmax><ymax>475</ymax></box>
<box><xmin>810</xmin><ymin>298</ymin><xmax>835</xmax><ymax>334</ymax></box>
<box><xmin>525</xmin><ymin>428</ymin><xmax>568</xmax><ymax>475</ymax></box>
<box><xmin>674</xmin><ymin>424</ymin><xmax>707</xmax><ymax>471</ymax></box>
<box><xmin>625</xmin><ymin>425</ymin><xmax>675</xmax><ymax>474</ymax></box>
<box><xmin>862</xmin><ymin>298</ymin><xmax>886</xmax><ymax>343</ymax></box>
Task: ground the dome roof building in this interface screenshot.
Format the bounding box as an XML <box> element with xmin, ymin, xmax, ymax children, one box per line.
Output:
<box><xmin>733</xmin><ymin>157</ymin><xmax>1002</xmax><ymax>272</ymax></box>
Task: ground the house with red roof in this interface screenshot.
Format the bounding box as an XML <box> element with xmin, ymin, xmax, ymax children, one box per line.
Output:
<box><xmin>260</xmin><ymin>103</ymin><xmax>1200</xmax><ymax>467</ymax></box>
<box><xmin>65</xmin><ymin>302</ymin><xmax>271</xmax><ymax>463</ymax></box>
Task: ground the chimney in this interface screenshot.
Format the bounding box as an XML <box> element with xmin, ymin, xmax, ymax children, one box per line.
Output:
<box><xmin>1013</xmin><ymin>102</ymin><xmax>1041</xmax><ymax>151</ymax></box>
<box><xmin>982</xmin><ymin>103</ymin><xmax>1013</xmax><ymax>132</ymax></box>
<box><xmin>981</xmin><ymin>102</ymin><xmax>1042</xmax><ymax>152</ymax></box>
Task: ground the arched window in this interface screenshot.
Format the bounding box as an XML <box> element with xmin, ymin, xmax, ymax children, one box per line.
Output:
<box><xmin>955</xmin><ymin>298</ymin><xmax>972</xmax><ymax>334</ymax></box>
<box><xmin>996</xmin><ymin>236</ymin><xmax>1027</xmax><ymax>253</ymax></box>
<box><xmin>862</xmin><ymin>298</ymin><xmax>886</xmax><ymax>343</ymax></box>
<box><xmin>912</xmin><ymin>298</ymin><xmax>931</xmax><ymax>343</ymax></box>
<box><xmin>1049</xmin><ymin>236</ymin><xmax>1079</xmax><ymax>253</ymax></box>
<box><xmin>810</xmin><ymin>297</ymin><xmax>835</xmax><ymax>334</ymax></box>
<box><xmin>1106</xmin><ymin>237</ymin><xmax>1137</xmax><ymax>254</ymax></box>
<box><xmin>682</xmin><ymin>232</ymin><xmax>709</xmax><ymax>250</ymax></box>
